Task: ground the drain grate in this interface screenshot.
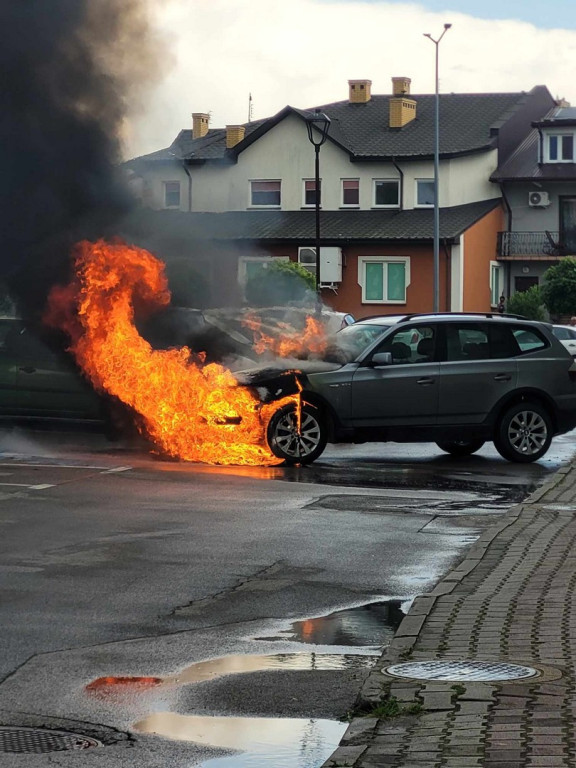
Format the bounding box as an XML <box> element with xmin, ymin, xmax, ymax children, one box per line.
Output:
<box><xmin>385</xmin><ymin>660</ymin><xmax>539</xmax><ymax>682</ymax></box>
<box><xmin>0</xmin><ymin>726</ymin><xmax>102</xmax><ymax>753</ymax></box>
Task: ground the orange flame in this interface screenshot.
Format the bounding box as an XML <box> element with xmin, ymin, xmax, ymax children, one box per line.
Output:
<box><xmin>243</xmin><ymin>311</ymin><xmax>329</xmax><ymax>358</ymax></box>
<box><xmin>45</xmin><ymin>240</ymin><xmax>297</xmax><ymax>466</ymax></box>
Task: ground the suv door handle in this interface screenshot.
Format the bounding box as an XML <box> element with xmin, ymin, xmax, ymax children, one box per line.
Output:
<box><xmin>494</xmin><ymin>373</ymin><xmax>512</xmax><ymax>381</ymax></box>
<box><xmin>19</xmin><ymin>366</ymin><xmax>36</xmax><ymax>374</ymax></box>
<box><xmin>417</xmin><ymin>377</ymin><xmax>434</xmax><ymax>386</ymax></box>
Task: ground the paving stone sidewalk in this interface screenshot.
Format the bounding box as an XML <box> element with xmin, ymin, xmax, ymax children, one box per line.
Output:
<box><xmin>322</xmin><ymin>461</ymin><xmax>576</xmax><ymax>768</ymax></box>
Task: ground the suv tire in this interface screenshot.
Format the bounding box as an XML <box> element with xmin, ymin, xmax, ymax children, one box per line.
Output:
<box><xmin>267</xmin><ymin>402</ymin><xmax>327</xmax><ymax>465</ymax></box>
<box><xmin>436</xmin><ymin>439</ymin><xmax>485</xmax><ymax>456</ymax></box>
<box><xmin>494</xmin><ymin>401</ymin><xmax>552</xmax><ymax>463</ymax></box>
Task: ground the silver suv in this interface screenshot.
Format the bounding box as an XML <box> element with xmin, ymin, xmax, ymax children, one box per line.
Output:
<box><xmin>246</xmin><ymin>313</ymin><xmax>576</xmax><ymax>465</ymax></box>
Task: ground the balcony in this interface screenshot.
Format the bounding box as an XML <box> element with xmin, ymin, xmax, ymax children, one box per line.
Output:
<box><xmin>497</xmin><ymin>231</ymin><xmax>568</xmax><ymax>260</ymax></box>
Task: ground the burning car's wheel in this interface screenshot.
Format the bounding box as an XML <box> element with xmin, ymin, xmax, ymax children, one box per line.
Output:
<box><xmin>267</xmin><ymin>402</ymin><xmax>327</xmax><ymax>465</ymax></box>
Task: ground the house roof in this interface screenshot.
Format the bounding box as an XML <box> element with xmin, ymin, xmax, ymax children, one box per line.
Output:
<box><xmin>492</xmin><ymin>106</ymin><xmax>576</xmax><ymax>181</ymax></box>
<box><xmin>127</xmin><ymin>89</ymin><xmax>548</xmax><ymax>167</ymax></box>
<box><xmin>121</xmin><ymin>199</ymin><xmax>501</xmax><ymax>244</ymax></box>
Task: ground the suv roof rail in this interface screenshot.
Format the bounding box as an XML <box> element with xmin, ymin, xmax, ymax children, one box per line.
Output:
<box><xmin>396</xmin><ymin>311</ymin><xmax>529</xmax><ymax>321</ymax></box>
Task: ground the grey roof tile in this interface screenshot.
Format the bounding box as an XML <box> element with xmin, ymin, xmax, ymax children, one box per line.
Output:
<box><xmin>121</xmin><ymin>199</ymin><xmax>501</xmax><ymax>244</ymax></box>
<box><xmin>127</xmin><ymin>91</ymin><xmax>542</xmax><ymax>166</ymax></box>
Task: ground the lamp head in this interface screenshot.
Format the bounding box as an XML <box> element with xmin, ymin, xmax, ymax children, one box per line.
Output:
<box><xmin>444</xmin><ymin>23</ymin><xmax>452</xmax><ymax>29</ymax></box>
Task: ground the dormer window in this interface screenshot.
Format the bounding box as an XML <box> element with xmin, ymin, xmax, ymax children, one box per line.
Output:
<box><xmin>546</xmin><ymin>133</ymin><xmax>575</xmax><ymax>163</ymax></box>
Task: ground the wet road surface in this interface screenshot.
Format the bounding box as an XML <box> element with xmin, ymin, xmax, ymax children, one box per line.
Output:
<box><xmin>0</xmin><ymin>426</ymin><xmax>574</xmax><ymax>767</ymax></box>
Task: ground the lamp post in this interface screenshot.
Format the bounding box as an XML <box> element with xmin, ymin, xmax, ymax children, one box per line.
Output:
<box><xmin>424</xmin><ymin>23</ymin><xmax>451</xmax><ymax>313</ymax></box>
<box><xmin>305</xmin><ymin>110</ymin><xmax>331</xmax><ymax>297</ymax></box>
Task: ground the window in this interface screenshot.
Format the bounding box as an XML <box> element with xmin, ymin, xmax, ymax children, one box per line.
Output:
<box><xmin>250</xmin><ymin>180</ymin><xmax>281</xmax><ymax>207</ymax></box>
<box><xmin>164</xmin><ymin>181</ymin><xmax>181</xmax><ymax>208</ymax></box>
<box><xmin>512</xmin><ymin>327</ymin><xmax>547</xmax><ymax>354</ymax></box>
<box><xmin>547</xmin><ymin>134</ymin><xmax>575</xmax><ymax>162</ymax></box>
<box><xmin>373</xmin><ymin>179</ymin><xmax>399</xmax><ymax>207</ymax></box>
<box><xmin>298</xmin><ymin>247</ymin><xmax>317</xmax><ymax>274</ymax></box>
<box><xmin>238</xmin><ymin>256</ymin><xmax>287</xmax><ymax>293</ymax></box>
<box><xmin>303</xmin><ymin>180</ymin><xmax>320</xmax><ymax>207</ymax></box>
<box><xmin>490</xmin><ymin>262</ymin><xmax>503</xmax><ymax>306</ymax></box>
<box><xmin>375</xmin><ymin>325</ymin><xmax>436</xmax><ymax>365</ymax></box>
<box><xmin>416</xmin><ymin>179</ymin><xmax>434</xmax><ymax>207</ymax></box>
<box><xmin>358</xmin><ymin>257</ymin><xmax>410</xmax><ymax>303</ymax></box>
<box><xmin>342</xmin><ymin>179</ymin><xmax>359</xmax><ymax>206</ymax></box>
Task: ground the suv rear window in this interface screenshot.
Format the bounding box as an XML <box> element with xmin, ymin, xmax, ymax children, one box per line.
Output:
<box><xmin>512</xmin><ymin>327</ymin><xmax>547</xmax><ymax>354</ymax></box>
<box><xmin>445</xmin><ymin>322</ymin><xmax>548</xmax><ymax>360</ymax></box>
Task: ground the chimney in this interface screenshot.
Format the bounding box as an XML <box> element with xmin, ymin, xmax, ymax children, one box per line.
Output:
<box><xmin>226</xmin><ymin>125</ymin><xmax>246</xmax><ymax>148</ymax></box>
<box><xmin>192</xmin><ymin>112</ymin><xmax>209</xmax><ymax>139</ymax></box>
<box><xmin>389</xmin><ymin>76</ymin><xmax>417</xmax><ymax>128</ymax></box>
<box><xmin>348</xmin><ymin>79</ymin><xmax>372</xmax><ymax>104</ymax></box>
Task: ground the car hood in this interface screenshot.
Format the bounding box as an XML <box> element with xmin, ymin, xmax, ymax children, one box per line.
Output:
<box><xmin>234</xmin><ymin>360</ymin><xmax>342</xmax><ymax>403</ymax></box>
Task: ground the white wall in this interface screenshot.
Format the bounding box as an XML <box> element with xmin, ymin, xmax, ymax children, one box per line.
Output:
<box><xmin>135</xmin><ymin>114</ymin><xmax>503</xmax><ymax>213</ymax></box>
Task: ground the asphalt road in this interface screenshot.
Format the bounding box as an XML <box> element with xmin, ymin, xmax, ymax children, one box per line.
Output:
<box><xmin>0</xmin><ymin>426</ymin><xmax>574</xmax><ymax>767</ymax></box>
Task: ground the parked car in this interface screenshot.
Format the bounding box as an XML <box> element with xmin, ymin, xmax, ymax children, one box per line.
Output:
<box><xmin>0</xmin><ymin>317</ymin><xmax>108</xmax><ymax>424</ymax></box>
<box><xmin>239</xmin><ymin>313</ymin><xmax>576</xmax><ymax>465</ymax></box>
<box><xmin>552</xmin><ymin>324</ymin><xmax>576</xmax><ymax>357</ymax></box>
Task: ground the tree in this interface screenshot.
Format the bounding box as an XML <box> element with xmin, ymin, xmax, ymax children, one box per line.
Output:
<box><xmin>245</xmin><ymin>259</ymin><xmax>316</xmax><ymax>307</ymax></box>
<box><xmin>506</xmin><ymin>286</ymin><xmax>546</xmax><ymax>321</ymax></box>
<box><xmin>541</xmin><ymin>258</ymin><xmax>576</xmax><ymax>317</ymax></box>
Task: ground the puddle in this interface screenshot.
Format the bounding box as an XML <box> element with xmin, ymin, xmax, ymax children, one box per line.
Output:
<box><xmin>127</xmin><ymin>601</ymin><xmax>405</xmax><ymax>766</ymax></box>
<box><xmin>133</xmin><ymin>713</ymin><xmax>348</xmax><ymax>768</ymax></box>
<box><xmin>165</xmin><ymin>652</ymin><xmax>375</xmax><ymax>685</ymax></box>
<box><xmin>256</xmin><ymin>600</ymin><xmax>404</xmax><ymax>647</ymax></box>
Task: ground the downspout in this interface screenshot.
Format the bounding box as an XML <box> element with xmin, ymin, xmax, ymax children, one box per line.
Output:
<box><xmin>391</xmin><ymin>157</ymin><xmax>404</xmax><ymax>210</ymax></box>
<box><xmin>182</xmin><ymin>162</ymin><xmax>192</xmax><ymax>212</ymax></box>
<box><xmin>443</xmin><ymin>239</ymin><xmax>451</xmax><ymax>312</ymax></box>
<box><xmin>499</xmin><ymin>183</ymin><xmax>512</xmax><ymax>297</ymax></box>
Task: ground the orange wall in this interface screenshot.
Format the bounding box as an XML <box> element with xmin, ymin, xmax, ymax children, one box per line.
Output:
<box><xmin>318</xmin><ymin>244</ymin><xmax>445</xmax><ymax>319</ymax></box>
<box><xmin>461</xmin><ymin>205</ymin><xmax>505</xmax><ymax>311</ymax></box>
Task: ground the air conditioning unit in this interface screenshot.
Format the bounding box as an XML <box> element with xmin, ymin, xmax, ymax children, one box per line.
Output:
<box><xmin>528</xmin><ymin>191</ymin><xmax>550</xmax><ymax>208</ymax></box>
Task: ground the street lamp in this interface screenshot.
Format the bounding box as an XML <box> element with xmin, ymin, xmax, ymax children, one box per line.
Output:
<box><xmin>424</xmin><ymin>22</ymin><xmax>452</xmax><ymax>313</ymax></box>
<box><xmin>305</xmin><ymin>110</ymin><xmax>331</xmax><ymax>296</ymax></box>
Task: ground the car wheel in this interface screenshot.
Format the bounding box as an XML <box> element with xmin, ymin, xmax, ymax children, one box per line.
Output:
<box><xmin>267</xmin><ymin>402</ymin><xmax>327</xmax><ymax>465</ymax></box>
<box><xmin>494</xmin><ymin>402</ymin><xmax>552</xmax><ymax>463</ymax></box>
<box><xmin>436</xmin><ymin>439</ymin><xmax>485</xmax><ymax>456</ymax></box>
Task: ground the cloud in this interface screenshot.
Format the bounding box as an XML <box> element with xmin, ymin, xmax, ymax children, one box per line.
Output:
<box><xmin>126</xmin><ymin>0</ymin><xmax>576</xmax><ymax>158</ymax></box>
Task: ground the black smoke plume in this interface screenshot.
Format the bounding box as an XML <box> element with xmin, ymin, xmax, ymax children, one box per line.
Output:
<box><xmin>0</xmin><ymin>0</ymin><xmax>161</xmax><ymax>322</ymax></box>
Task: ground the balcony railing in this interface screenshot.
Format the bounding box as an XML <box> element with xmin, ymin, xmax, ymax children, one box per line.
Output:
<box><xmin>497</xmin><ymin>231</ymin><xmax>566</xmax><ymax>258</ymax></box>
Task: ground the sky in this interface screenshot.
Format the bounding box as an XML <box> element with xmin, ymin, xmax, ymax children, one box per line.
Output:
<box><xmin>126</xmin><ymin>0</ymin><xmax>576</xmax><ymax>159</ymax></box>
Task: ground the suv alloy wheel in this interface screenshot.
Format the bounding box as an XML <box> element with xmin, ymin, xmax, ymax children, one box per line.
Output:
<box><xmin>267</xmin><ymin>402</ymin><xmax>327</xmax><ymax>465</ymax></box>
<box><xmin>494</xmin><ymin>401</ymin><xmax>552</xmax><ymax>463</ymax></box>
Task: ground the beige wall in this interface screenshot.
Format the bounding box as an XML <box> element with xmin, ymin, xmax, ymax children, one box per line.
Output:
<box><xmin>133</xmin><ymin>114</ymin><xmax>502</xmax><ymax>213</ymax></box>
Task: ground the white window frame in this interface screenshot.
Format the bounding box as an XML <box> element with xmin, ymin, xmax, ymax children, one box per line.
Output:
<box><xmin>490</xmin><ymin>261</ymin><xmax>503</xmax><ymax>307</ymax></box>
<box><xmin>415</xmin><ymin>178</ymin><xmax>435</xmax><ymax>208</ymax></box>
<box><xmin>298</xmin><ymin>246</ymin><xmax>317</xmax><ymax>275</ymax></box>
<box><xmin>163</xmin><ymin>180</ymin><xmax>181</xmax><ymax>209</ymax></box>
<box><xmin>238</xmin><ymin>255</ymin><xmax>289</xmax><ymax>290</ymax></box>
<box><xmin>372</xmin><ymin>179</ymin><xmax>400</xmax><ymax>208</ymax></box>
<box><xmin>544</xmin><ymin>131</ymin><xmax>575</xmax><ymax>163</ymax></box>
<box><xmin>358</xmin><ymin>256</ymin><xmax>411</xmax><ymax>304</ymax></box>
<box><xmin>302</xmin><ymin>179</ymin><xmax>321</xmax><ymax>208</ymax></box>
<box><xmin>249</xmin><ymin>180</ymin><xmax>281</xmax><ymax>208</ymax></box>
<box><xmin>341</xmin><ymin>178</ymin><xmax>360</xmax><ymax>207</ymax></box>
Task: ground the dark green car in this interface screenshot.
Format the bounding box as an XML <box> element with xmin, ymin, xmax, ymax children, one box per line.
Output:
<box><xmin>0</xmin><ymin>317</ymin><xmax>104</xmax><ymax>423</ymax></box>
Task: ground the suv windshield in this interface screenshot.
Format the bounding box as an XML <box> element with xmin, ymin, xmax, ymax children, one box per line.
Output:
<box><xmin>330</xmin><ymin>322</ymin><xmax>393</xmax><ymax>361</ymax></box>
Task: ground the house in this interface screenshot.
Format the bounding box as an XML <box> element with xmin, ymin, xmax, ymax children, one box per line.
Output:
<box><xmin>491</xmin><ymin>104</ymin><xmax>576</xmax><ymax>297</ymax></box>
<box><xmin>126</xmin><ymin>78</ymin><xmax>556</xmax><ymax>318</ymax></box>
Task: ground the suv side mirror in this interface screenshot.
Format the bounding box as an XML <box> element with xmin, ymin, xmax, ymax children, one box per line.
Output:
<box><xmin>371</xmin><ymin>352</ymin><xmax>393</xmax><ymax>367</ymax></box>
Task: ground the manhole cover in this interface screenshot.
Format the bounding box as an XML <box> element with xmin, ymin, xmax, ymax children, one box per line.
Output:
<box><xmin>385</xmin><ymin>660</ymin><xmax>539</xmax><ymax>682</ymax></box>
<box><xmin>0</xmin><ymin>726</ymin><xmax>102</xmax><ymax>753</ymax></box>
